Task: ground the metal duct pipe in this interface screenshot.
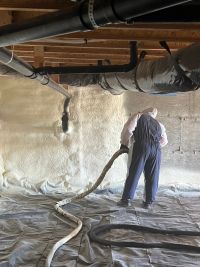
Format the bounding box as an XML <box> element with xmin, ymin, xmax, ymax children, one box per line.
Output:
<box><xmin>0</xmin><ymin>63</ymin><xmax>19</xmax><ymax>76</ymax></box>
<box><xmin>0</xmin><ymin>47</ymin><xmax>69</xmax><ymax>97</ymax></box>
<box><xmin>0</xmin><ymin>0</ymin><xmax>192</xmax><ymax>47</ymax></box>
<box><xmin>59</xmin><ymin>43</ymin><xmax>200</xmax><ymax>95</ymax></box>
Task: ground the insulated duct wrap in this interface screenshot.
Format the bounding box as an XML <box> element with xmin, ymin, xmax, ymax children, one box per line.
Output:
<box><xmin>60</xmin><ymin>43</ymin><xmax>200</xmax><ymax>95</ymax></box>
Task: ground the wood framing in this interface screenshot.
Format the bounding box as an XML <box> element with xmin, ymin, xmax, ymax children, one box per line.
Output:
<box><xmin>0</xmin><ymin>1</ymin><xmax>198</xmax><ymax>74</ymax></box>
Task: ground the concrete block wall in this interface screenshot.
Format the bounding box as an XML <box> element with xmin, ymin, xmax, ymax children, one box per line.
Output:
<box><xmin>123</xmin><ymin>90</ymin><xmax>200</xmax><ymax>187</ymax></box>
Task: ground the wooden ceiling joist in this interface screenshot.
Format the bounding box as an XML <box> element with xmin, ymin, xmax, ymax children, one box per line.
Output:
<box><xmin>27</xmin><ymin>40</ymin><xmax>193</xmax><ymax>48</ymax></box>
<box><xmin>11</xmin><ymin>40</ymin><xmax>190</xmax><ymax>50</ymax></box>
<box><xmin>108</xmin><ymin>23</ymin><xmax>200</xmax><ymax>31</ymax></box>
<box><xmin>19</xmin><ymin>53</ymin><xmax>130</xmax><ymax>61</ymax></box>
<box><xmin>62</xmin><ymin>28</ymin><xmax>200</xmax><ymax>42</ymax></box>
<box><xmin>10</xmin><ymin>45</ymin><xmax>176</xmax><ymax>54</ymax></box>
<box><xmin>0</xmin><ymin>0</ymin><xmax>75</xmax><ymax>12</ymax></box>
<box><xmin>11</xmin><ymin>46</ymin><xmax>129</xmax><ymax>54</ymax></box>
<box><xmin>23</xmin><ymin>55</ymin><xmax>162</xmax><ymax>65</ymax></box>
<box><xmin>10</xmin><ymin>40</ymin><xmax>192</xmax><ymax>57</ymax></box>
<box><xmin>14</xmin><ymin>49</ymin><xmax>169</xmax><ymax>60</ymax></box>
<box><xmin>34</xmin><ymin>46</ymin><xmax>44</xmax><ymax>67</ymax></box>
<box><xmin>32</xmin><ymin>58</ymin><xmax>128</xmax><ymax>64</ymax></box>
<box><xmin>0</xmin><ymin>1</ymin><xmax>198</xmax><ymax>75</ymax></box>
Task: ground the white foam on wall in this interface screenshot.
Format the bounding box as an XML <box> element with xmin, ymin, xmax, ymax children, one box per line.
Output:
<box><xmin>0</xmin><ymin>77</ymin><xmax>199</xmax><ymax>194</ymax></box>
<box><xmin>0</xmin><ymin>77</ymin><xmax>128</xmax><ymax>194</ymax></box>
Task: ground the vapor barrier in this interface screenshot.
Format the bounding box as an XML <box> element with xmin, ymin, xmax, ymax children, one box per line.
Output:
<box><xmin>60</xmin><ymin>43</ymin><xmax>200</xmax><ymax>95</ymax></box>
<box><xmin>1</xmin><ymin>189</ymin><xmax>200</xmax><ymax>266</ymax></box>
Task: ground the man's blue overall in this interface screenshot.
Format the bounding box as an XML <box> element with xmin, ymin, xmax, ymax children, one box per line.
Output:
<box><xmin>122</xmin><ymin>114</ymin><xmax>162</xmax><ymax>204</ymax></box>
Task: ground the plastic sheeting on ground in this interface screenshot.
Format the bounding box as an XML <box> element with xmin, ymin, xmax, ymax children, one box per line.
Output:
<box><xmin>0</xmin><ymin>190</ymin><xmax>200</xmax><ymax>267</ymax></box>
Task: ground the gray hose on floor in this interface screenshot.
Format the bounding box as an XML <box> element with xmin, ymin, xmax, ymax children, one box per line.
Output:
<box><xmin>46</xmin><ymin>148</ymin><xmax>128</xmax><ymax>267</ymax></box>
<box><xmin>89</xmin><ymin>223</ymin><xmax>200</xmax><ymax>252</ymax></box>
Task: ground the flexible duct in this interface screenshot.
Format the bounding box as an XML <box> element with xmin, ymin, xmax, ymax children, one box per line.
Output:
<box><xmin>0</xmin><ymin>0</ymin><xmax>192</xmax><ymax>47</ymax></box>
<box><xmin>60</xmin><ymin>43</ymin><xmax>200</xmax><ymax>95</ymax></box>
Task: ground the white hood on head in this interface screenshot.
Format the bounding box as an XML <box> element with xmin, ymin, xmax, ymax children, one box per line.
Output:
<box><xmin>142</xmin><ymin>107</ymin><xmax>158</xmax><ymax>118</ymax></box>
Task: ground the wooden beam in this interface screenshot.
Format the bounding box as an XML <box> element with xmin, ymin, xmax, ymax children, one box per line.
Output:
<box><xmin>0</xmin><ymin>0</ymin><xmax>75</xmax><ymax>12</ymax></box>
<box><xmin>44</xmin><ymin>52</ymin><xmax>129</xmax><ymax>60</ymax></box>
<box><xmin>10</xmin><ymin>42</ymin><xmax>185</xmax><ymax>54</ymax></box>
<box><xmin>11</xmin><ymin>45</ymin><xmax>129</xmax><ymax>54</ymax></box>
<box><xmin>44</xmin><ymin>53</ymin><xmax>165</xmax><ymax>60</ymax></box>
<box><xmin>20</xmin><ymin>55</ymin><xmax>163</xmax><ymax>67</ymax></box>
<box><xmin>14</xmin><ymin>48</ymin><xmax>169</xmax><ymax>59</ymax></box>
<box><xmin>43</xmin><ymin>55</ymin><xmax>163</xmax><ymax>64</ymax></box>
<box><xmin>12</xmin><ymin>40</ymin><xmax>192</xmax><ymax>51</ymax></box>
<box><xmin>34</xmin><ymin>46</ymin><xmax>44</xmax><ymax>67</ymax></box>
<box><xmin>45</xmin><ymin>47</ymin><xmax>129</xmax><ymax>54</ymax></box>
<box><xmin>13</xmin><ymin>11</ymin><xmax>46</xmax><ymax>22</ymax></box>
<box><xmin>15</xmin><ymin>51</ymin><xmax>129</xmax><ymax>59</ymax></box>
<box><xmin>19</xmin><ymin>52</ymin><xmax>130</xmax><ymax>61</ymax></box>
<box><xmin>14</xmin><ymin>50</ymin><xmax>132</xmax><ymax>59</ymax></box>
<box><xmin>60</xmin><ymin>28</ymin><xmax>200</xmax><ymax>42</ymax></box>
<box><xmin>105</xmin><ymin>23</ymin><xmax>200</xmax><ymax>31</ymax></box>
<box><xmin>20</xmin><ymin>57</ymin><xmax>128</xmax><ymax>64</ymax></box>
<box><xmin>0</xmin><ymin>10</ymin><xmax>12</xmax><ymax>26</ymax></box>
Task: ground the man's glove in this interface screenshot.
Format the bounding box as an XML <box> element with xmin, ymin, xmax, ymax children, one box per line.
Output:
<box><xmin>120</xmin><ymin>144</ymin><xmax>129</xmax><ymax>151</ymax></box>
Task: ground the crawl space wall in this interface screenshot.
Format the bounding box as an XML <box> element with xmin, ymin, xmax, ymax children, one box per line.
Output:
<box><xmin>0</xmin><ymin>76</ymin><xmax>200</xmax><ymax>194</ymax></box>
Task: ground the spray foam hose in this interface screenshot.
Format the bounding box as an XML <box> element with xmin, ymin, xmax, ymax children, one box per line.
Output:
<box><xmin>46</xmin><ymin>148</ymin><xmax>128</xmax><ymax>267</ymax></box>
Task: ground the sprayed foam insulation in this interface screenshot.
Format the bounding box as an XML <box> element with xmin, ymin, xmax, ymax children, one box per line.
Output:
<box><xmin>0</xmin><ymin>77</ymin><xmax>200</xmax><ymax>195</ymax></box>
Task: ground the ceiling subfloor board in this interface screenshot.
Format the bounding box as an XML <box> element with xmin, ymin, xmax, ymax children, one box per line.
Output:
<box><xmin>0</xmin><ymin>0</ymin><xmax>75</xmax><ymax>12</ymax></box>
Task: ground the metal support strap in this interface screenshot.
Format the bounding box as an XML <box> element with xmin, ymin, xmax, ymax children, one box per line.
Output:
<box><xmin>88</xmin><ymin>0</ymin><xmax>99</xmax><ymax>29</ymax></box>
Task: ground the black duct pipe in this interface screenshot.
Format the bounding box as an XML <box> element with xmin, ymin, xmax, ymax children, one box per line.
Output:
<box><xmin>35</xmin><ymin>41</ymin><xmax>138</xmax><ymax>75</ymax></box>
<box><xmin>131</xmin><ymin>4</ymin><xmax>200</xmax><ymax>22</ymax></box>
<box><xmin>0</xmin><ymin>0</ymin><xmax>192</xmax><ymax>47</ymax></box>
<box><xmin>0</xmin><ymin>47</ymin><xmax>69</xmax><ymax>97</ymax></box>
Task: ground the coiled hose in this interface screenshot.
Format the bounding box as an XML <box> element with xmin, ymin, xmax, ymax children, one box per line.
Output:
<box><xmin>46</xmin><ymin>148</ymin><xmax>128</xmax><ymax>267</ymax></box>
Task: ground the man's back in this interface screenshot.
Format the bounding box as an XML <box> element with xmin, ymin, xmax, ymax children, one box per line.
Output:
<box><xmin>133</xmin><ymin>114</ymin><xmax>162</xmax><ymax>146</ymax></box>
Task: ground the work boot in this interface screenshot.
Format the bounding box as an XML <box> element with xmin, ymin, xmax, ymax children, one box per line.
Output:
<box><xmin>117</xmin><ymin>199</ymin><xmax>131</xmax><ymax>207</ymax></box>
<box><xmin>142</xmin><ymin>201</ymin><xmax>153</xmax><ymax>209</ymax></box>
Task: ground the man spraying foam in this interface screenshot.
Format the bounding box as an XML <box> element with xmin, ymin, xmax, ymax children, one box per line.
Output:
<box><xmin>118</xmin><ymin>107</ymin><xmax>168</xmax><ymax>208</ymax></box>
